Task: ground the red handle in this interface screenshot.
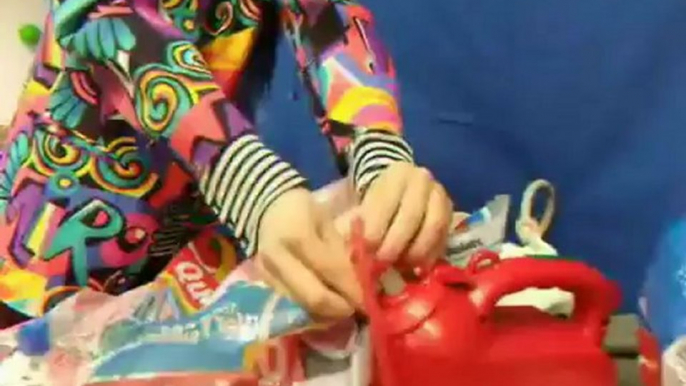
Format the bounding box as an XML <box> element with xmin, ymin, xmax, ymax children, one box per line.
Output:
<box><xmin>467</xmin><ymin>249</ymin><xmax>502</xmax><ymax>273</ymax></box>
<box><xmin>350</xmin><ymin>219</ymin><xmax>398</xmax><ymax>386</ymax></box>
<box><xmin>470</xmin><ymin>251</ymin><xmax>620</xmax><ymax>343</ymax></box>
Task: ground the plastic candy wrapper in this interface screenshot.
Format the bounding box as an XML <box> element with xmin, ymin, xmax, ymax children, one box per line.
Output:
<box><xmin>638</xmin><ymin>217</ymin><xmax>686</xmax><ymax>386</ymax></box>
<box><xmin>0</xmin><ymin>263</ymin><xmax>310</xmax><ymax>386</ymax></box>
<box><xmin>0</xmin><ymin>179</ymin><xmax>363</xmax><ymax>386</ymax></box>
<box><xmin>446</xmin><ymin>195</ymin><xmax>510</xmax><ymax>266</ymax></box>
<box><xmin>0</xmin><ymin>178</ymin><xmax>376</xmax><ymax>386</ymax></box>
<box><xmin>641</xmin><ymin>217</ymin><xmax>686</xmax><ymax>350</ymax></box>
<box><xmin>663</xmin><ymin>336</ymin><xmax>686</xmax><ymax>386</ymax></box>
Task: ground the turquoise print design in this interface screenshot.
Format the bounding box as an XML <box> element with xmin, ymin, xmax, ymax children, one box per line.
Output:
<box><xmin>0</xmin><ymin>133</ymin><xmax>31</xmax><ymax>215</ymax></box>
<box><xmin>49</xmin><ymin>73</ymin><xmax>91</xmax><ymax>129</ymax></box>
<box><xmin>164</xmin><ymin>0</ymin><xmax>203</xmax><ymax>41</ymax></box>
<box><xmin>42</xmin><ymin>199</ymin><xmax>124</xmax><ymax>286</ymax></box>
<box><xmin>59</xmin><ymin>16</ymin><xmax>136</xmax><ymax>62</ymax></box>
<box><xmin>132</xmin><ymin>41</ymin><xmax>216</xmax><ymax>138</ymax></box>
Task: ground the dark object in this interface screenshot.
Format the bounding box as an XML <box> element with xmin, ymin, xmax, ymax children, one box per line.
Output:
<box><xmin>0</xmin><ymin>302</ymin><xmax>30</xmax><ymax>329</ymax></box>
<box><xmin>303</xmin><ymin>3</ymin><xmax>347</xmax><ymax>58</ymax></box>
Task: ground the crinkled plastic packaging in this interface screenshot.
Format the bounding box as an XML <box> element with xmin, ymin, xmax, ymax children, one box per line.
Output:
<box><xmin>0</xmin><ymin>270</ymin><xmax>310</xmax><ymax>385</ymax></box>
<box><xmin>0</xmin><ymin>180</ymin><xmax>362</xmax><ymax>386</ymax></box>
<box><xmin>641</xmin><ymin>218</ymin><xmax>686</xmax><ymax>349</ymax></box>
<box><xmin>640</xmin><ymin>217</ymin><xmax>686</xmax><ymax>386</ymax></box>
<box><xmin>446</xmin><ymin>195</ymin><xmax>510</xmax><ymax>266</ymax></box>
<box><xmin>663</xmin><ymin>337</ymin><xmax>686</xmax><ymax>386</ymax></box>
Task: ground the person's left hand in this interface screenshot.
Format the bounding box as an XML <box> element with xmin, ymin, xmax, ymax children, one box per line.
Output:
<box><xmin>359</xmin><ymin>162</ymin><xmax>453</xmax><ymax>266</ymax></box>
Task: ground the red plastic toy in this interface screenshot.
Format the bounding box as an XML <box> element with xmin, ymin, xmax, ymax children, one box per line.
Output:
<box><xmin>638</xmin><ymin>327</ymin><xmax>662</xmax><ymax>386</ymax></box>
<box><xmin>351</xmin><ymin>220</ymin><xmax>621</xmax><ymax>386</ymax></box>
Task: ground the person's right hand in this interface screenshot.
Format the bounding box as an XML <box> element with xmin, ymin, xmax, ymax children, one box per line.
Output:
<box><xmin>255</xmin><ymin>188</ymin><xmax>362</xmax><ymax>320</ymax></box>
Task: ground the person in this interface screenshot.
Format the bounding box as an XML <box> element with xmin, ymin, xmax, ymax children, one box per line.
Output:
<box><xmin>0</xmin><ymin>0</ymin><xmax>452</xmax><ymax>324</ymax></box>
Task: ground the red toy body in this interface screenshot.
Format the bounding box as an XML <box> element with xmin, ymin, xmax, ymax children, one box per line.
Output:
<box><xmin>638</xmin><ymin>326</ymin><xmax>662</xmax><ymax>386</ymax></box>
<box><xmin>352</xmin><ymin>223</ymin><xmax>621</xmax><ymax>386</ymax></box>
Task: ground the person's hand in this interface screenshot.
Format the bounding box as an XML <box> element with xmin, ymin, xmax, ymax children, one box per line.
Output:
<box><xmin>255</xmin><ymin>188</ymin><xmax>362</xmax><ymax>320</ymax></box>
<box><xmin>360</xmin><ymin>162</ymin><xmax>453</xmax><ymax>266</ymax></box>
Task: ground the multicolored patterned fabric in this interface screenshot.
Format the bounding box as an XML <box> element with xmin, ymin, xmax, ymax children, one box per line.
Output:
<box><xmin>0</xmin><ymin>0</ymin><xmax>414</xmax><ymax>318</ymax></box>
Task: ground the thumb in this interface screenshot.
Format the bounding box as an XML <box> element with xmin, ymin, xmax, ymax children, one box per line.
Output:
<box><xmin>284</xmin><ymin>211</ymin><xmax>362</xmax><ymax>309</ymax></box>
<box><xmin>333</xmin><ymin>207</ymin><xmax>361</xmax><ymax>241</ymax></box>
<box><xmin>319</xmin><ymin>219</ymin><xmax>363</xmax><ymax>309</ymax></box>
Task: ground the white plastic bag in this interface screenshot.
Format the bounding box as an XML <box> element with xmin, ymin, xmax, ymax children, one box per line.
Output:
<box><xmin>663</xmin><ymin>337</ymin><xmax>686</xmax><ymax>386</ymax></box>
<box><xmin>296</xmin><ymin>326</ymin><xmax>371</xmax><ymax>386</ymax></box>
<box><xmin>493</xmin><ymin>179</ymin><xmax>573</xmax><ymax>316</ymax></box>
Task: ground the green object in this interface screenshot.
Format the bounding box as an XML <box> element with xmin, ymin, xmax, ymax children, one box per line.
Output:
<box><xmin>530</xmin><ymin>254</ymin><xmax>573</xmax><ymax>260</ymax></box>
<box><xmin>18</xmin><ymin>24</ymin><xmax>42</xmax><ymax>48</ymax></box>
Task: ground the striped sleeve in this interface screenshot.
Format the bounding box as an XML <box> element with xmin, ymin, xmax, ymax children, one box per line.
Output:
<box><xmin>199</xmin><ymin>134</ymin><xmax>306</xmax><ymax>255</ymax></box>
<box><xmin>349</xmin><ymin>129</ymin><xmax>415</xmax><ymax>196</ymax></box>
<box><xmin>276</xmin><ymin>0</ymin><xmax>416</xmax><ymax>194</ymax></box>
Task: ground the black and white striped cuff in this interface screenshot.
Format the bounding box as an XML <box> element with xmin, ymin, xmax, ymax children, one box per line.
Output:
<box><xmin>350</xmin><ymin>129</ymin><xmax>414</xmax><ymax>196</ymax></box>
<box><xmin>199</xmin><ymin>134</ymin><xmax>307</xmax><ymax>256</ymax></box>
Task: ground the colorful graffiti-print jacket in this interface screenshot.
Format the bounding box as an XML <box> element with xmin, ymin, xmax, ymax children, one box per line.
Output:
<box><xmin>0</xmin><ymin>0</ymin><xmax>414</xmax><ymax>317</ymax></box>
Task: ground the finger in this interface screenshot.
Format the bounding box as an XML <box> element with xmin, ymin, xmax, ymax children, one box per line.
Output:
<box><xmin>406</xmin><ymin>232</ymin><xmax>453</xmax><ymax>277</ymax></box>
<box><xmin>261</xmin><ymin>247</ymin><xmax>353</xmax><ymax>319</ymax></box>
<box><xmin>434</xmin><ymin>190</ymin><xmax>456</xmax><ymax>260</ymax></box>
<box><xmin>406</xmin><ymin>185</ymin><xmax>453</xmax><ymax>264</ymax></box>
<box><xmin>288</xmin><ymin>221</ymin><xmax>363</xmax><ymax>309</ymax></box>
<box><xmin>360</xmin><ymin>163</ymin><xmax>409</xmax><ymax>247</ymax></box>
<box><xmin>319</xmin><ymin>220</ymin><xmax>363</xmax><ymax>308</ymax></box>
<box><xmin>416</xmin><ymin>241</ymin><xmax>448</xmax><ymax>275</ymax></box>
<box><xmin>333</xmin><ymin>207</ymin><xmax>360</xmax><ymax>241</ymax></box>
<box><xmin>377</xmin><ymin>168</ymin><xmax>433</xmax><ymax>261</ymax></box>
<box><xmin>254</xmin><ymin>255</ymin><xmax>293</xmax><ymax>296</ymax></box>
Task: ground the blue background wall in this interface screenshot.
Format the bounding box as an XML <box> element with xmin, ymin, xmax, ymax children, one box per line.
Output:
<box><xmin>259</xmin><ymin>0</ymin><xmax>686</xmax><ymax>311</ymax></box>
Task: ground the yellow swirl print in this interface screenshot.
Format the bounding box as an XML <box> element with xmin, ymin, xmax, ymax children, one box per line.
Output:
<box><xmin>329</xmin><ymin>86</ymin><xmax>401</xmax><ymax>131</ymax></box>
<box><xmin>30</xmin><ymin>131</ymin><xmax>91</xmax><ymax>177</ymax></box>
<box><xmin>89</xmin><ymin>137</ymin><xmax>158</xmax><ymax>197</ymax></box>
<box><xmin>216</xmin><ymin>1</ymin><xmax>234</xmax><ymax>32</ymax></box>
<box><xmin>171</xmin><ymin>42</ymin><xmax>212</xmax><ymax>75</ymax></box>
<box><xmin>162</xmin><ymin>0</ymin><xmax>186</xmax><ymax>9</ymax></box>
<box><xmin>135</xmin><ymin>42</ymin><xmax>219</xmax><ymax>137</ymax></box>
<box><xmin>112</xmin><ymin>149</ymin><xmax>141</xmax><ymax>179</ymax></box>
<box><xmin>239</xmin><ymin>0</ymin><xmax>261</xmax><ymax>21</ymax></box>
<box><xmin>41</xmin><ymin>137</ymin><xmax>81</xmax><ymax>166</ymax></box>
<box><xmin>136</xmin><ymin>70</ymin><xmax>184</xmax><ymax>134</ymax></box>
<box><xmin>206</xmin><ymin>1</ymin><xmax>235</xmax><ymax>36</ymax></box>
